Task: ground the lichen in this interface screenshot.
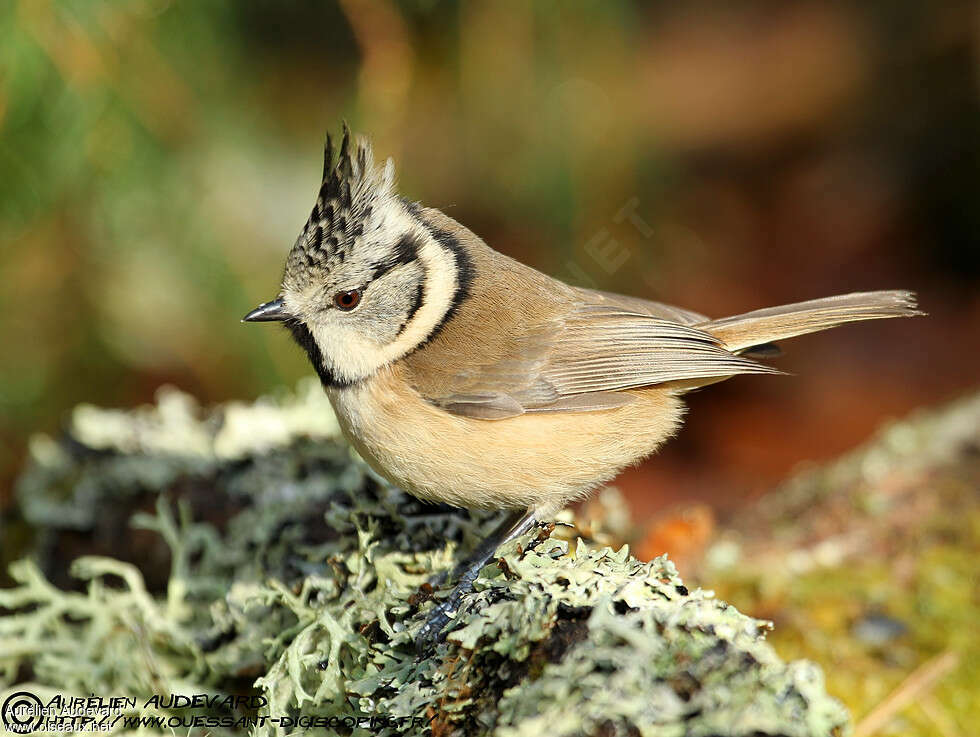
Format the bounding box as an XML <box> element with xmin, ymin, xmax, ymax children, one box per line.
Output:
<box><xmin>1</xmin><ymin>384</ymin><xmax>849</xmax><ymax>736</ymax></box>
<box><xmin>705</xmin><ymin>390</ymin><xmax>980</xmax><ymax>737</ymax></box>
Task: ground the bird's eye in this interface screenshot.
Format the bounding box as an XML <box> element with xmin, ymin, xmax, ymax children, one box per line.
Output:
<box><xmin>334</xmin><ymin>289</ymin><xmax>362</xmax><ymax>311</ymax></box>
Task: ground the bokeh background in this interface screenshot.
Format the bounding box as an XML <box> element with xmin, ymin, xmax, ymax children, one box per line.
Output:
<box><xmin>1</xmin><ymin>1</ymin><xmax>978</xmax><ymax>731</ymax></box>
<box><xmin>3</xmin><ymin>0</ymin><xmax>979</xmax><ymax>503</ymax></box>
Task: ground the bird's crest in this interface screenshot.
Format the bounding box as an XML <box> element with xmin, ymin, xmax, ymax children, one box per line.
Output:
<box><xmin>286</xmin><ymin>125</ymin><xmax>397</xmax><ymax>276</ymax></box>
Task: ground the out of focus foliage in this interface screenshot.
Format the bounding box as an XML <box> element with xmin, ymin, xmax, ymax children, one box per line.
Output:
<box><xmin>3</xmin><ymin>0</ymin><xmax>979</xmax><ymax>503</ymax></box>
<box><xmin>705</xmin><ymin>392</ymin><xmax>980</xmax><ymax>736</ymax></box>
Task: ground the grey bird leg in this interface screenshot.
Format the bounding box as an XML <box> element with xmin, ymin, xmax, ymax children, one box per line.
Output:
<box><xmin>415</xmin><ymin>508</ymin><xmax>537</xmax><ymax>653</ymax></box>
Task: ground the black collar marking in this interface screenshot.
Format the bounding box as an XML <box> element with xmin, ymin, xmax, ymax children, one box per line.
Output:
<box><xmin>284</xmin><ymin>319</ymin><xmax>356</xmax><ymax>389</ymax></box>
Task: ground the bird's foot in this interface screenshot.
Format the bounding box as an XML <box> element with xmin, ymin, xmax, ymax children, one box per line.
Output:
<box><xmin>414</xmin><ymin>584</ymin><xmax>467</xmax><ymax>655</ymax></box>
<box><xmin>413</xmin><ymin>508</ymin><xmax>539</xmax><ymax>656</ymax></box>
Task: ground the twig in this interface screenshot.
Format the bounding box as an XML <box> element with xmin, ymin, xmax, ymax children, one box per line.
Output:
<box><xmin>919</xmin><ymin>693</ymin><xmax>962</xmax><ymax>737</ymax></box>
<box><xmin>854</xmin><ymin>651</ymin><xmax>960</xmax><ymax>737</ymax></box>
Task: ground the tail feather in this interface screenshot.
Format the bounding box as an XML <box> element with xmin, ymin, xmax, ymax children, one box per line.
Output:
<box><xmin>702</xmin><ymin>290</ymin><xmax>922</xmax><ymax>353</ymax></box>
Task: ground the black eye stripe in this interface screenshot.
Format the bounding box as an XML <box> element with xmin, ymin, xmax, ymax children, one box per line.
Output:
<box><xmin>420</xmin><ymin>224</ymin><xmax>472</xmax><ymax>345</ymax></box>
<box><xmin>395</xmin><ymin>282</ymin><xmax>425</xmax><ymax>337</ymax></box>
<box><xmin>328</xmin><ymin>233</ymin><xmax>421</xmax><ymax>316</ymax></box>
<box><xmin>397</xmin><ymin>205</ymin><xmax>473</xmax><ymax>352</ymax></box>
<box><xmin>367</xmin><ymin>234</ymin><xmax>421</xmax><ymax>282</ymax></box>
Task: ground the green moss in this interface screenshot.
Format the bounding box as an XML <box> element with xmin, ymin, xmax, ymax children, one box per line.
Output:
<box><xmin>707</xmin><ymin>391</ymin><xmax>980</xmax><ymax>737</ymax></box>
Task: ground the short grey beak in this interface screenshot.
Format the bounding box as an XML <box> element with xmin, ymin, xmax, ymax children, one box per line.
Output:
<box><xmin>242</xmin><ymin>298</ymin><xmax>286</xmax><ymax>322</ymax></box>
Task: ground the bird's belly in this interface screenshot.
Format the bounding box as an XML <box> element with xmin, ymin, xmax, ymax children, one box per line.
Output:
<box><xmin>327</xmin><ymin>369</ymin><xmax>685</xmax><ymax>514</ymax></box>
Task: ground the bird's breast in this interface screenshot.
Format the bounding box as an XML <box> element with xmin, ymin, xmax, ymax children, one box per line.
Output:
<box><xmin>326</xmin><ymin>366</ymin><xmax>685</xmax><ymax>514</ymax></box>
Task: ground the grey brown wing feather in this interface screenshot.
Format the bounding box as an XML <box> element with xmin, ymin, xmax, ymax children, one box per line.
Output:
<box><xmin>425</xmin><ymin>300</ymin><xmax>778</xmax><ymax>420</ymax></box>
<box><xmin>532</xmin><ymin>305</ymin><xmax>780</xmax><ymax>400</ymax></box>
<box><xmin>700</xmin><ymin>290</ymin><xmax>920</xmax><ymax>351</ymax></box>
<box><xmin>573</xmin><ymin>286</ymin><xmax>709</xmax><ymax>325</ymax></box>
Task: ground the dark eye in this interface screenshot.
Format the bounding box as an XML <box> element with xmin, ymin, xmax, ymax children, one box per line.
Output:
<box><xmin>334</xmin><ymin>289</ymin><xmax>362</xmax><ymax>311</ymax></box>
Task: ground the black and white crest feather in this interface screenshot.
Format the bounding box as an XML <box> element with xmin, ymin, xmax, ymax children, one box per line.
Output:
<box><xmin>285</xmin><ymin>125</ymin><xmax>397</xmax><ymax>281</ymax></box>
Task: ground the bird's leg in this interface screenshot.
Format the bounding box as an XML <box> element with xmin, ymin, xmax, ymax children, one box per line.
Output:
<box><xmin>415</xmin><ymin>508</ymin><xmax>537</xmax><ymax>653</ymax></box>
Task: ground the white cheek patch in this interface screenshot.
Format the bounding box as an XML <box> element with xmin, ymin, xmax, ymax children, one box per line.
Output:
<box><xmin>311</xmin><ymin>322</ymin><xmax>381</xmax><ymax>383</ymax></box>
<box><xmin>307</xmin><ymin>216</ymin><xmax>461</xmax><ymax>385</ymax></box>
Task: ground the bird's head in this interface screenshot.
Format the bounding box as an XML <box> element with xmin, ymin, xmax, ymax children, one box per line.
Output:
<box><xmin>243</xmin><ymin>127</ymin><xmax>471</xmax><ymax>387</ymax></box>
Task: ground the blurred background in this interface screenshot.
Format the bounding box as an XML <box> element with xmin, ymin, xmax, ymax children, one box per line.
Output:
<box><xmin>1</xmin><ymin>0</ymin><xmax>978</xmax><ymax>731</ymax></box>
<box><xmin>2</xmin><ymin>0</ymin><xmax>979</xmax><ymax>504</ymax></box>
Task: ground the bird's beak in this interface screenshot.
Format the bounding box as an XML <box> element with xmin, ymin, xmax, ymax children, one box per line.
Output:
<box><xmin>242</xmin><ymin>298</ymin><xmax>287</xmax><ymax>323</ymax></box>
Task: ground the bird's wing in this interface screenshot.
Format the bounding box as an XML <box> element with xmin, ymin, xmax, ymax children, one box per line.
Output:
<box><xmin>570</xmin><ymin>286</ymin><xmax>710</xmax><ymax>325</ymax></box>
<box><xmin>574</xmin><ymin>287</ymin><xmax>783</xmax><ymax>357</ymax></box>
<box><xmin>417</xmin><ymin>297</ymin><xmax>778</xmax><ymax>420</ymax></box>
<box><xmin>401</xmin><ymin>207</ymin><xmax>774</xmax><ymax>420</ymax></box>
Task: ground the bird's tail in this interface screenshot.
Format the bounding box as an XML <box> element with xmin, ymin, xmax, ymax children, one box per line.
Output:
<box><xmin>701</xmin><ymin>290</ymin><xmax>922</xmax><ymax>354</ymax></box>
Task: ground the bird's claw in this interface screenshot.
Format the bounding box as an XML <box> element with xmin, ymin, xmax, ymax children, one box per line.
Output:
<box><xmin>414</xmin><ymin>598</ymin><xmax>459</xmax><ymax>655</ymax></box>
<box><xmin>413</xmin><ymin>509</ymin><xmax>538</xmax><ymax>657</ymax></box>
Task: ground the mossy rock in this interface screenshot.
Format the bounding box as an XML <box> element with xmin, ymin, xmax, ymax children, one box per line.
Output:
<box><xmin>0</xmin><ymin>382</ymin><xmax>848</xmax><ymax>736</ymax></box>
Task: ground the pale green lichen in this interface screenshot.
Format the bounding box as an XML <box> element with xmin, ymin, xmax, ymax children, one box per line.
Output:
<box><xmin>1</xmin><ymin>385</ymin><xmax>849</xmax><ymax>736</ymax></box>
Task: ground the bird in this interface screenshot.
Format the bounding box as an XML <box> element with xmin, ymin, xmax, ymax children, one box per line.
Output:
<box><xmin>243</xmin><ymin>127</ymin><xmax>921</xmax><ymax>649</ymax></box>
